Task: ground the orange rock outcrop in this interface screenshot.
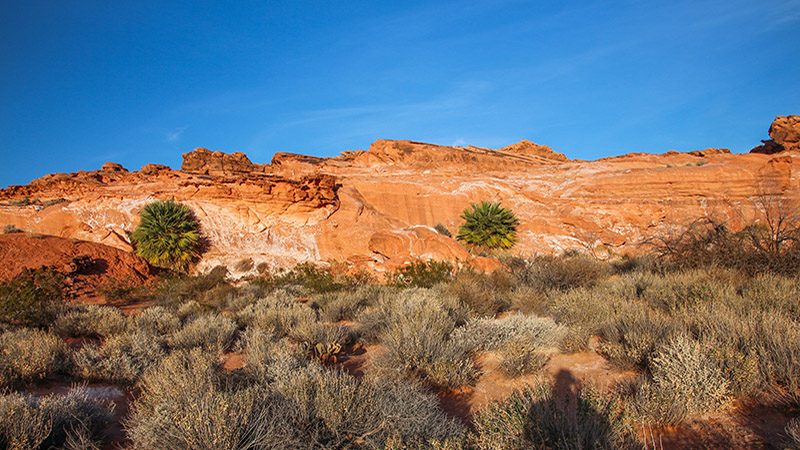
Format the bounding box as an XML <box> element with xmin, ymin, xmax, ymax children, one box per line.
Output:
<box><xmin>1</xmin><ymin>116</ymin><xmax>798</xmax><ymax>276</ymax></box>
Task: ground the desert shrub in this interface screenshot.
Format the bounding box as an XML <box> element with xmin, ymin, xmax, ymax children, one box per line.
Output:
<box><xmin>434</xmin><ymin>223</ymin><xmax>452</xmax><ymax>237</ymax></box>
<box><xmin>3</xmin><ymin>224</ymin><xmax>22</xmax><ymax>234</ymax></box>
<box><xmin>786</xmin><ymin>418</ymin><xmax>800</xmax><ymax>449</ymax></box>
<box><xmin>276</xmin><ymin>365</ymin><xmax>467</xmax><ymax>448</ymax></box>
<box><xmin>52</xmin><ymin>305</ymin><xmax>127</xmax><ymax>338</ymax></box>
<box><xmin>72</xmin><ymin>331</ymin><xmax>165</xmax><ymax>383</ymax></box>
<box><xmin>130</xmin><ymin>199</ymin><xmax>203</xmax><ymax>272</ymax></box>
<box><xmin>0</xmin><ymin>392</ymin><xmax>50</xmax><ymax>449</ymax></box>
<box><xmin>508</xmin><ymin>254</ymin><xmax>612</xmax><ymax>291</ymax></box>
<box><xmin>508</xmin><ymin>286</ymin><xmax>549</xmax><ymax>315</ymax></box>
<box><xmin>236</xmin><ymin>291</ymin><xmax>316</xmax><ymax>336</ymax></box>
<box><xmin>633</xmin><ymin>270</ymin><xmax>735</xmax><ymax>313</ymax></box>
<box><xmin>167</xmin><ymin>314</ymin><xmax>237</xmax><ymax>351</ymax></box>
<box><xmin>739</xmin><ymin>273</ymin><xmax>800</xmax><ymax>320</ymax></box>
<box><xmin>471</xmin><ymin>382</ymin><xmax>635</xmax><ymax>449</ymax></box>
<box><xmin>0</xmin><ymin>388</ymin><xmax>113</xmax><ymax>450</ymax></box>
<box><xmin>598</xmin><ymin>306</ymin><xmax>678</xmax><ymax>370</ymax></box>
<box><xmin>128</xmin><ymin>306</ymin><xmax>180</xmax><ymax>335</ymax></box>
<box><xmin>127</xmin><ymin>349</ymin><xmax>466</xmax><ymax>449</ymax></box>
<box><xmin>234</xmin><ymin>257</ymin><xmax>254</xmax><ymax>272</ymax></box>
<box><xmin>456</xmin><ymin>201</ymin><xmax>519</xmax><ymax>250</ymax></box>
<box><xmin>0</xmin><ymin>328</ymin><xmax>68</xmax><ymax>387</ymax></box>
<box><xmin>240</xmin><ymin>327</ymin><xmax>282</xmax><ymax>379</ymax></box>
<box><xmin>631</xmin><ymin>335</ymin><xmax>731</xmax><ymax>424</ymax></box>
<box><xmin>313</xmin><ymin>285</ymin><xmax>385</xmax><ymax>322</ymax></box>
<box><xmin>255</xmin><ymin>262</ymin><xmax>360</xmax><ymax>294</ymax></box>
<box><xmin>545</xmin><ymin>280</ymin><xmax>636</xmax><ymax>352</ymax></box>
<box><xmin>0</xmin><ymin>267</ymin><xmax>64</xmax><ymax>328</ymax></box>
<box><xmin>497</xmin><ymin>337</ymin><xmax>552</xmax><ymax>377</ymax></box>
<box><xmin>391</xmin><ymin>260</ymin><xmax>454</xmax><ymax>288</ymax></box>
<box><xmin>146</xmin><ymin>266</ymin><xmax>231</xmax><ymax>306</ymax></box>
<box><xmin>452</xmin><ymin>313</ymin><xmax>565</xmax><ymax>354</ymax></box>
<box><xmin>37</xmin><ymin>386</ymin><xmax>114</xmax><ymax>449</ymax></box>
<box><xmin>125</xmin><ymin>349</ymin><xmax>275</xmax><ymax>450</ymax></box>
<box><xmin>356</xmin><ymin>288</ymin><xmax>469</xmax><ymax>343</ymax></box>
<box><xmin>175</xmin><ymin>299</ymin><xmax>207</xmax><ymax>320</ymax></box>
<box><xmin>442</xmin><ymin>269</ymin><xmax>514</xmax><ymax>317</ymax></box>
<box><xmin>371</xmin><ymin>290</ymin><xmax>477</xmax><ymax>387</ymax></box>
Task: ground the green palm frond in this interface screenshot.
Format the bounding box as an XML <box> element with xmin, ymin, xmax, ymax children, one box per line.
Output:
<box><xmin>131</xmin><ymin>200</ymin><xmax>202</xmax><ymax>272</ymax></box>
<box><xmin>456</xmin><ymin>201</ymin><xmax>519</xmax><ymax>250</ymax></box>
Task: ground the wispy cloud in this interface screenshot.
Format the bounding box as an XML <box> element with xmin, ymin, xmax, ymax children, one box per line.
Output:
<box><xmin>165</xmin><ymin>126</ymin><xmax>188</xmax><ymax>143</ymax></box>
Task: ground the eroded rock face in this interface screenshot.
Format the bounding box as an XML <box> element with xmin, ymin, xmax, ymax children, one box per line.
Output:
<box><xmin>751</xmin><ymin>115</ymin><xmax>800</xmax><ymax>154</ymax></box>
<box><xmin>1</xmin><ymin>119</ymin><xmax>798</xmax><ymax>276</ymax></box>
<box><xmin>181</xmin><ymin>148</ymin><xmax>257</xmax><ymax>176</ymax></box>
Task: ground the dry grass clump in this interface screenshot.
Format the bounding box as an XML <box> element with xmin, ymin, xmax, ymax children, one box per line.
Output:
<box><xmin>167</xmin><ymin>314</ymin><xmax>237</xmax><ymax>351</ymax></box>
<box><xmin>0</xmin><ymin>328</ymin><xmax>68</xmax><ymax>387</ymax></box>
<box><xmin>441</xmin><ymin>269</ymin><xmax>514</xmax><ymax>317</ymax></box>
<box><xmin>126</xmin><ymin>349</ymin><xmax>465</xmax><ymax>449</ymax></box>
<box><xmin>631</xmin><ymin>335</ymin><xmax>731</xmax><ymax>424</ymax></box>
<box><xmin>72</xmin><ymin>330</ymin><xmax>165</xmax><ymax>383</ymax></box>
<box><xmin>52</xmin><ymin>305</ymin><xmax>127</xmax><ymax>338</ymax></box>
<box><xmin>471</xmin><ymin>382</ymin><xmax>635</xmax><ymax>450</ymax></box>
<box><xmin>0</xmin><ymin>387</ymin><xmax>113</xmax><ymax>450</ymax></box>
<box><xmin>367</xmin><ymin>289</ymin><xmax>476</xmax><ymax>387</ymax></box>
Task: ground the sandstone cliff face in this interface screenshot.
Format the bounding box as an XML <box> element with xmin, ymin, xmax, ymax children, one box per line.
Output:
<box><xmin>2</xmin><ymin>117</ymin><xmax>798</xmax><ymax>276</ymax></box>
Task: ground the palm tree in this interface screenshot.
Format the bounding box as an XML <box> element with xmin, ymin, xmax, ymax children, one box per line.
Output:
<box><xmin>456</xmin><ymin>201</ymin><xmax>519</xmax><ymax>250</ymax></box>
<box><xmin>131</xmin><ymin>200</ymin><xmax>202</xmax><ymax>272</ymax></box>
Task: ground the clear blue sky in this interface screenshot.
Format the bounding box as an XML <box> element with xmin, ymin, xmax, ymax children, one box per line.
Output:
<box><xmin>1</xmin><ymin>0</ymin><xmax>798</xmax><ymax>187</ymax></box>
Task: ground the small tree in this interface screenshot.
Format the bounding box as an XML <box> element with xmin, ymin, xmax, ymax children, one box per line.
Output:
<box><xmin>456</xmin><ymin>201</ymin><xmax>519</xmax><ymax>250</ymax></box>
<box><xmin>131</xmin><ymin>200</ymin><xmax>202</xmax><ymax>272</ymax></box>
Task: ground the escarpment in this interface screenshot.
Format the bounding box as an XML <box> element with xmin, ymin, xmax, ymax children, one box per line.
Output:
<box><xmin>1</xmin><ymin>116</ymin><xmax>798</xmax><ymax>275</ymax></box>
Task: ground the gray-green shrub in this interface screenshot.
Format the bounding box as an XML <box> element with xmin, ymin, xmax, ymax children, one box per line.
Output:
<box><xmin>370</xmin><ymin>289</ymin><xmax>477</xmax><ymax>387</ymax></box>
<box><xmin>53</xmin><ymin>305</ymin><xmax>127</xmax><ymax>338</ymax></box>
<box><xmin>72</xmin><ymin>330</ymin><xmax>165</xmax><ymax>383</ymax></box>
<box><xmin>631</xmin><ymin>335</ymin><xmax>731</xmax><ymax>424</ymax></box>
<box><xmin>168</xmin><ymin>314</ymin><xmax>237</xmax><ymax>351</ymax></box>
<box><xmin>471</xmin><ymin>382</ymin><xmax>635</xmax><ymax>449</ymax></box>
<box><xmin>0</xmin><ymin>387</ymin><xmax>113</xmax><ymax>450</ymax></box>
<box><xmin>0</xmin><ymin>328</ymin><xmax>68</xmax><ymax>387</ymax></box>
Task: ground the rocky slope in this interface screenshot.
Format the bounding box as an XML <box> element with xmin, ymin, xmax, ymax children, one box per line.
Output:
<box><xmin>1</xmin><ymin>116</ymin><xmax>798</xmax><ymax>276</ymax></box>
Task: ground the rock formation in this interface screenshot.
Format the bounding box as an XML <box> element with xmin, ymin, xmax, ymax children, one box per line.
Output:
<box><xmin>0</xmin><ymin>233</ymin><xmax>153</xmax><ymax>300</ymax></box>
<box><xmin>750</xmin><ymin>115</ymin><xmax>800</xmax><ymax>154</ymax></box>
<box><xmin>1</xmin><ymin>117</ymin><xmax>798</xmax><ymax>276</ymax></box>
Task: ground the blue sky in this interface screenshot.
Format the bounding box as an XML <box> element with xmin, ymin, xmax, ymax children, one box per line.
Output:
<box><xmin>1</xmin><ymin>0</ymin><xmax>799</xmax><ymax>187</ymax></box>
